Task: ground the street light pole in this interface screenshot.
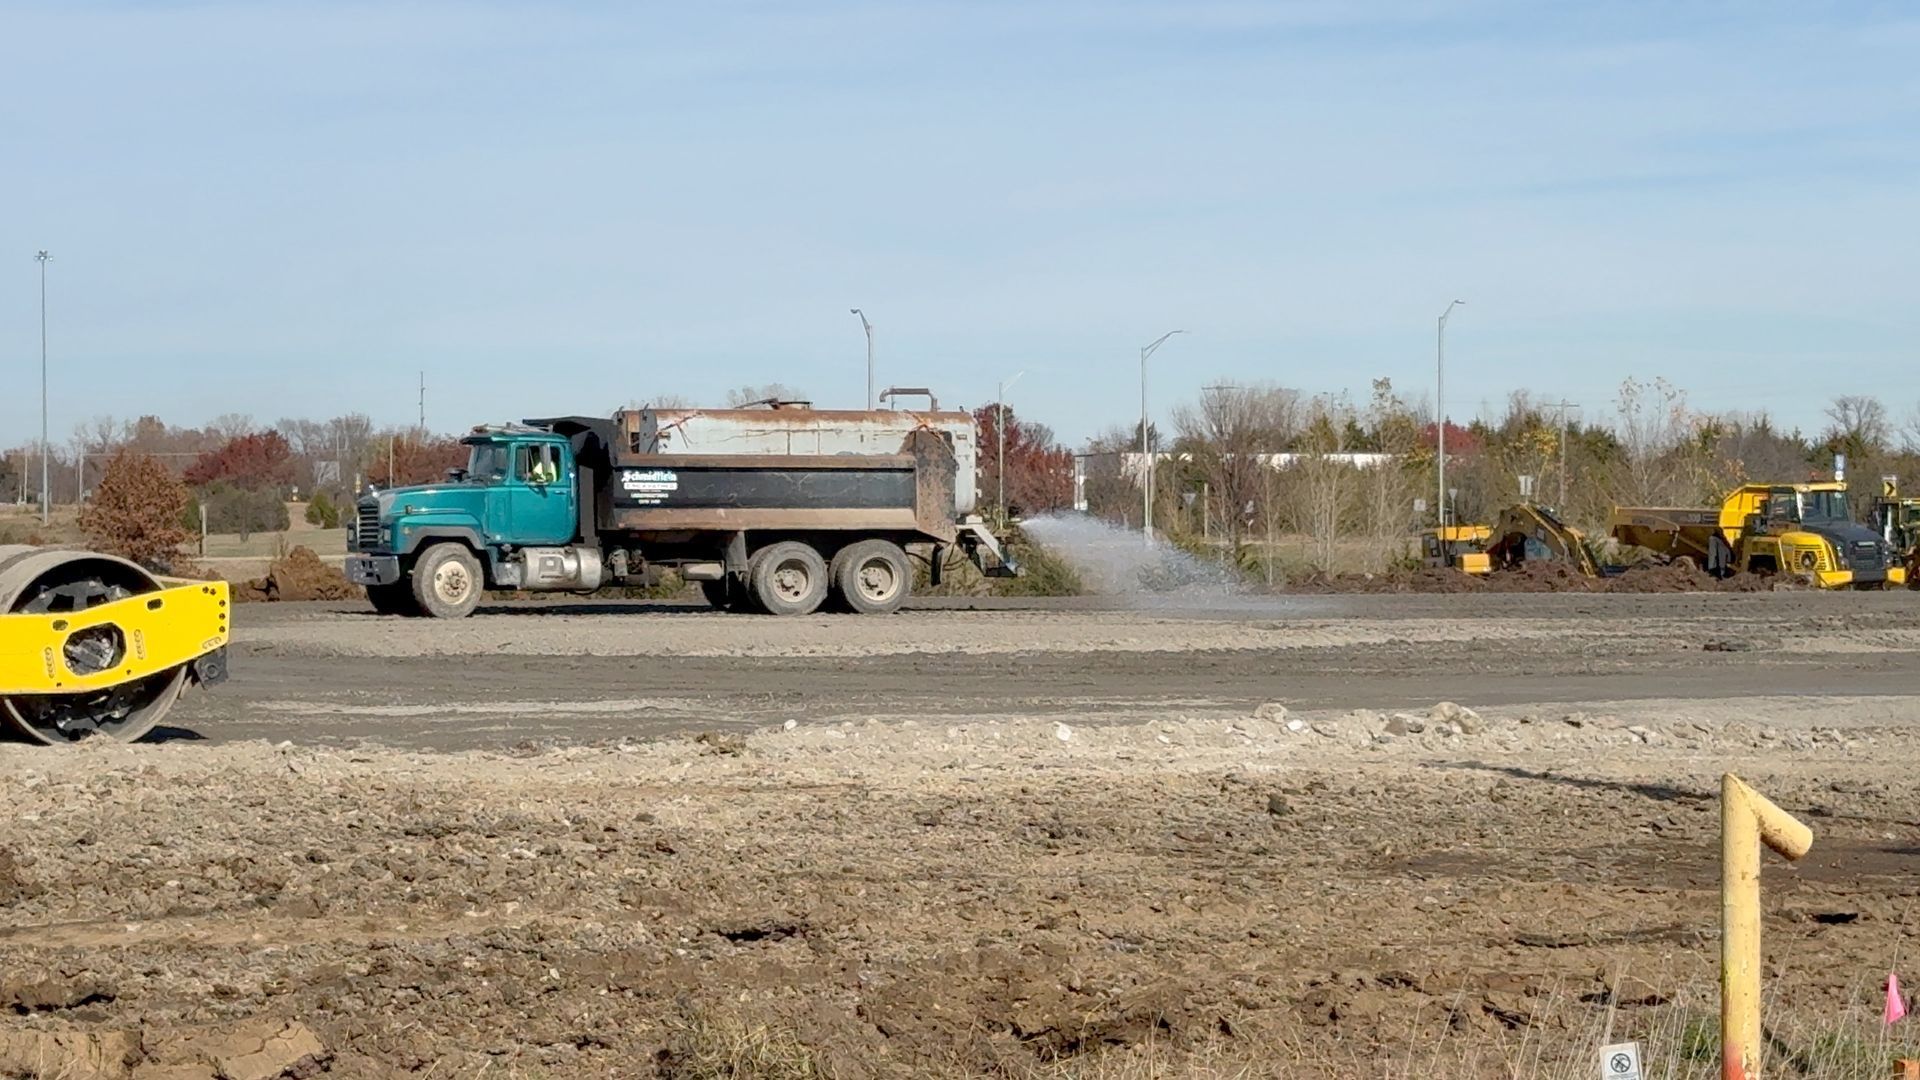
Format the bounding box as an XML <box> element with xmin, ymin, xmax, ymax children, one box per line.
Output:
<box><xmin>1436</xmin><ymin>300</ymin><xmax>1464</xmax><ymax>527</ymax></box>
<box><xmin>1138</xmin><ymin>330</ymin><xmax>1187</xmax><ymax>545</ymax></box>
<box><xmin>36</xmin><ymin>251</ymin><xmax>52</xmax><ymax>526</ymax></box>
<box><xmin>996</xmin><ymin>371</ymin><xmax>1025</xmax><ymax>520</ymax></box>
<box><xmin>849</xmin><ymin>309</ymin><xmax>874</xmax><ymax>409</ymax></box>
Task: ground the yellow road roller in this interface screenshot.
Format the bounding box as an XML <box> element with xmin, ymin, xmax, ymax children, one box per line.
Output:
<box><xmin>0</xmin><ymin>545</ymin><xmax>228</xmax><ymax>744</ymax></box>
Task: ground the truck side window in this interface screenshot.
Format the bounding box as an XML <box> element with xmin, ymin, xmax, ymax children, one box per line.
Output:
<box><xmin>519</xmin><ymin>445</ymin><xmax>561</xmax><ymax>485</ymax></box>
<box><xmin>1767</xmin><ymin>493</ymin><xmax>1795</xmax><ymax>522</ymax></box>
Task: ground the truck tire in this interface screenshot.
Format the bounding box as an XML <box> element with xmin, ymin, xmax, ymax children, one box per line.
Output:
<box><xmin>411</xmin><ymin>543</ymin><xmax>484</xmax><ymax>619</ymax></box>
<box><xmin>749</xmin><ymin>541</ymin><xmax>829</xmax><ymax>616</ymax></box>
<box><xmin>367</xmin><ymin>582</ymin><xmax>420</xmax><ymax>616</ymax></box>
<box><xmin>831</xmin><ymin>539</ymin><xmax>911</xmax><ymax>615</ymax></box>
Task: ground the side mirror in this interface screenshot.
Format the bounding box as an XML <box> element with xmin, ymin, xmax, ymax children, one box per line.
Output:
<box><xmin>446</xmin><ymin>468</ymin><xmax>469</xmax><ymax>482</ymax></box>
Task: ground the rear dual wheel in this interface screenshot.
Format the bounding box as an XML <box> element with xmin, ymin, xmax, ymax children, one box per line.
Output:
<box><xmin>830</xmin><ymin>540</ymin><xmax>910</xmax><ymax>615</ymax></box>
<box><xmin>749</xmin><ymin>542</ymin><xmax>830</xmax><ymax>616</ymax></box>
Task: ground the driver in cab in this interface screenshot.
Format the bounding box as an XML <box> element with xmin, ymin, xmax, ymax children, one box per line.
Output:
<box><xmin>528</xmin><ymin>450</ymin><xmax>558</xmax><ymax>485</ymax></box>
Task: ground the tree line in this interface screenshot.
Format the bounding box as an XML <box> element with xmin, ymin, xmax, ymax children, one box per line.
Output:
<box><xmin>1072</xmin><ymin>379</ymin><xmax>1920</xmax><ymax>576</ymax></box>
<box><xmin>11</xmin><ymin>380</ymin><xmax>1917</xmax><ymax>578</ymax></box>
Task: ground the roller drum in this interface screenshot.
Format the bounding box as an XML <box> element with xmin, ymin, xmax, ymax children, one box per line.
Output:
<box><xmin>0</xmin><ymin>546</ymin><xmax>186</xmax><ymax>744</ymax></box>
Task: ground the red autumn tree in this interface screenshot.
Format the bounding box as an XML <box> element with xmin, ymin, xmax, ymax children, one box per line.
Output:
<box><xmin>184</xmin><ymin>430</ymin><xmax>295</xmax><ymax>491</ymax></box>
<box><xmin>78</xmin><ymin>451</ymin><xmax>191</xmax><ymax>569</ymax></box>
<box><xmin>371</xmin><ymin>434</ymin><xmax>470</xmax><ymax>487</ymax></box>
<box><xmin>973</xmin><ymin>404</ymin><xmax>1074</xmax><ymax>516</ymax></box>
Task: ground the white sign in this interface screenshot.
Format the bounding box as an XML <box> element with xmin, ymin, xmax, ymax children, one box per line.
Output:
<box><xmin>1599</xmin><ymin>1041</ymin><xmax>1642</xmax><ymax>1080</ymax></box>
<box><xmin>619</xmin><ymin>468</ymin><xmax>680</xmax><ymax>505</ymax></box>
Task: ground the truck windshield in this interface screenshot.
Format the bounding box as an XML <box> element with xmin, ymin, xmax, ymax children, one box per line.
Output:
<box><xmin>1800</xmin><ymin>490</ymin><xmax>1849</xmax><ymax>522</ymax></box>
<box><xmin>466</xmin><ymin>443</ymin><xmax>509</xmax><ymax>482</ymax></box>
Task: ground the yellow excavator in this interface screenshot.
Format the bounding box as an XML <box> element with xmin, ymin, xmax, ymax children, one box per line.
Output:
<box><xmin>1486</xmin><ymin>503</ymin><xmax>1602</xmax><ymax>577</ymax></box>
<box><xmin>1423</xmin><ymin>504</ymin><xmax>1599</xmax><ymax>577</ymax></box>
<box><xmin>0</xmin><ymin>546</ymin><xmax>229</xmax><ymax>744</ymax></box>
<box><xmin>1419</xmin><ymin>523</ymin><xmax>1493</xmax><ymax>575</ymax></box>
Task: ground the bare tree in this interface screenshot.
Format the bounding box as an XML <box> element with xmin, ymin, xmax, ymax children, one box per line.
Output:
<box><xmin>1822</xmin><ymin>395</ymin><xmax>1890</xmax><ymax>460</ymax></box>
<box><xmin>724</xmin><ymin>384</ymin><xmax>808</xmax><ymax>408</ymax></box>
<box><xmin>1290</xmin><ymin>396</ymin><xmax>1356</xmax><ymax>573</ymax></box>
<box><xmin>208</xmin><ymin>413</ymin><xmax>257</xmax><ymax>441</ymax></box>
<box><xmin>1612</xmin><ymin>377</ymin><xmax>1697</xmax><ymax>505</ymax></box>
<box><xmin>1361</xmin><ymin>378</ymin><xmax>1420</xmax><ymax>557</ymax></box>
<box><xmin>1172</xmin><ymin>381</ymin><xmax>1301</xmax><ymax>554</ymax></box>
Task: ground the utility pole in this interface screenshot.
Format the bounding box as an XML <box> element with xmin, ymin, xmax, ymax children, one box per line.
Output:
<box><xmin>849</xmin><ymin>309</ymin><xmax>874</xmax><ymax>409</ymax></box>
<box><xmin>1548</xmin><ymin>399</ymin><xmax>1579</xmax><ymax>507</ymax></box>
<box><xmin>418</xmin><ymin>371</ymin><xmax>426</xmax><ymax>432</ymax></box>
<box><xmin>1435</xmin><ymin>300</ymin><xmax>1464</xmax><ymax>526</ymax></box>
<box><xmin>36</xmin><ymin>251</ymin><xmax>52</xmax><ymax>525</ymax></box>
<box><xmin>1138</xmin><ymin>330</ymin><xmax>1186</xmax><ymax>546</ymax></box>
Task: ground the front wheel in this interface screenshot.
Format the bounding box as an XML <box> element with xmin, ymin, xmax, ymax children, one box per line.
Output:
<box><xmin>411</xmin><ymin>543</ymin><xmax>484</xmax><ymax>619</ymax></box>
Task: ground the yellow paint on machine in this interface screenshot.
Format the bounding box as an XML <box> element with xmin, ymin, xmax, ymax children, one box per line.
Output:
<box><xmin>0</xmin><ymin>580</ymin><xmax>229</xmax><ymax>696</ymax></box>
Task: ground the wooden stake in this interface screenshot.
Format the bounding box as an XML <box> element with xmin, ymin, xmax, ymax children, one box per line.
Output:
<box><xmin>1722</xmin><ymin>773</ymin><xmax>1813</xmax><ymax>1080</ymax></box>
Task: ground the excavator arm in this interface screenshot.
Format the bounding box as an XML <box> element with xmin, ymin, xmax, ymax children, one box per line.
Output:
<box><xmin>1488</xmin><ymin>504</ymin><xmax>1601</xmax><ymax>578</ymax></box>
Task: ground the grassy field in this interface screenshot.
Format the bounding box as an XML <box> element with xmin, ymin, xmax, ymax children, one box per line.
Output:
<box><xmin>0</xmin><ymin>501</ymin><xmax>345</xmax><ymax>580</ymax></box>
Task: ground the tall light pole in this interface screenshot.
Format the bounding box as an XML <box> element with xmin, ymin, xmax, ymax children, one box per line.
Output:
<box><xmin>849</xmin><ymin>308</ymin><xmax>874</xmax><ymax>409</ymax></box>
<box><xmin>996</xmin><ymin>370</ymin><xmax>1025</xmax><ymax>519</ymax></box>
<box><xmin>1139</xmin><ymin>329</ymin><xmax>1186</xmax><ymax>545</ymax></box>
<box><xmin>36</xmin><ymin>251</ymin><xmax>52</xmax><ymax>525</ymax></box>
<box><xmin>1435</xmin><ymin>300</ymin><xmax>1464</xmax><ymax>527</ymax></box>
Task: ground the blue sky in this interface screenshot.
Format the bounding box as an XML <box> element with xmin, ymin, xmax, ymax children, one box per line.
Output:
<box><xmin>3</xmin><ymin>1</ymin><xmax>1916</xmax><ymax>447</ymax></box>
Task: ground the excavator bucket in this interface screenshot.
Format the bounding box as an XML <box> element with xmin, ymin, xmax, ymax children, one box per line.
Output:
<box><xmin>1487</xmin><ymin>504</ymin><xmax>1601</xmax><ymax>578</ymax></box>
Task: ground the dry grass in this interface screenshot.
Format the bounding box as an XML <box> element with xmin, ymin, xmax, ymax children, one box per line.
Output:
<box><xmin>638</xmin><ymin>976</ymin><xmax>1920</xmax><ymax>1080</ymax></box>
<box><xmin>657</xmin><ymin>1008</ymin><xmax>828</xmax><ymax>1080</ymax></box>
<box><xmin>0</xmin><ymin>503</ymin><xmax>85</xmax><ymax>545</ymax></box>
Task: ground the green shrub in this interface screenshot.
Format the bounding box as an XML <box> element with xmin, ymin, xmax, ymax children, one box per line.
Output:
<box><xmin>200</xmin><ymin>483</ymin><xmax>291</xmax><ymax>540</ymax></box>
<box><xmin>304</xmin><ymin>490</ymin><xmax>341</xmax><ymax>528</ymax></box>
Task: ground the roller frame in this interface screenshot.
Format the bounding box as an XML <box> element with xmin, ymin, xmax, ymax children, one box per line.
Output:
<box><xmin>0</xmin><ymin>580</ymin><xmax>230</xmax><ymax>696</ymax></box>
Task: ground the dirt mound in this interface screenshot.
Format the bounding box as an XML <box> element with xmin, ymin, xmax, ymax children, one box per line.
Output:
<box><xmin>233</xmin><ymin>546</ymin><xmax>358</xmax><ymax>603</ymax></box>
<box><xmin>1482</xmin><ymin>560</ymin><xmax>1604</xmax><ymax>592</ymax></box>
<box><xmin>1599</xmin><ymin>561</ymin><xmax>1769</xmax><ymax>593</ymax></box>
<box><xmin>1288</xmin><ymin>559</ymin><xmax>1781</xmax><ymax>594</ymax></box>
<box><xmin>1286</xmin><ymin>566</ymin><xmax>1486</xmax><ymax>594</ymax></box>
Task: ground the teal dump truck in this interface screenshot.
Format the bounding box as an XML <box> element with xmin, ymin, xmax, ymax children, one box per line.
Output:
<box><xmin>344</xmin><ymin>398</ymin><xmax>1017</xmax><ymax>618</ymax></box>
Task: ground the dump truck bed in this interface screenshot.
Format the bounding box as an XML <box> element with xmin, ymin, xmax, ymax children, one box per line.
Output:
<box><xmin>1609</xmin><ymin>505</ymin><xmax>1726</xmax><ymax>561</ymax></box>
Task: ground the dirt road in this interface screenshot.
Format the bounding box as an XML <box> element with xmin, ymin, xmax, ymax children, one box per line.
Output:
<box><xmin>2</xmin><ymin>592</ymin><xmax>1919</xmax><ymax>1078</ymax></box>
<box><xmin>179</xmin><ymin>592</ymin><xmax>1918</xmax><ymax>749</ymax></box>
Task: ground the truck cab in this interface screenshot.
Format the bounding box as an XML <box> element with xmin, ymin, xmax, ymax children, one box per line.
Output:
<box><xmin>345</xmin><ymin>428</ymin><xmax>590</xmax><ymax>617</ymax></box>
<box><xmin>1723</xmin><ymin>482</ymin><xmax>1903</xmax><ymax>588</ymax></box>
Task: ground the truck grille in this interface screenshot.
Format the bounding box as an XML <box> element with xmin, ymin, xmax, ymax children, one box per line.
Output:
<box><xmin>355</xmin><ymin>502</ymin><xmax>381</xmax><ymax>551</ymax></box>
<box><xmin>1851</xmin><ymin>540</ymin><xmax>1885</xmax><ymax>571</ymax></box>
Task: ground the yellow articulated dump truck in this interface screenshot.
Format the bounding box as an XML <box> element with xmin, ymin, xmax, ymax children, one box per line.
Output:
<box><xmin>1610</xmin><ymin>483</ymin><xmax>1905</xmax><ymax>590</ymax></box>
<box><xmin>0</xmin><ymin>546</ymin><xmax>229</xmax><ymax>744</ymax></box>
<box><xmin>1420</xmin><ymin>524</ymin><xmax>1492</xmax><ymax>575</ymax></box>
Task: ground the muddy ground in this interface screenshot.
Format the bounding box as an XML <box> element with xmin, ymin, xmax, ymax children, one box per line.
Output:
<box><xmin>4</xmin><ymin>594</ymin><xmax>1920</xmax><ymax>1078</ymax></box>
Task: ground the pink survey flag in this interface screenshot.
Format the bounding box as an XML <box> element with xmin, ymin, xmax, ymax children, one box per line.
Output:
<box><xmin>1888</xmin><ymin>972</ymin><xmax>1907</xmax><ymax>1025</ymax></box>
